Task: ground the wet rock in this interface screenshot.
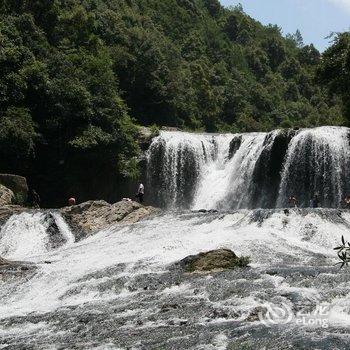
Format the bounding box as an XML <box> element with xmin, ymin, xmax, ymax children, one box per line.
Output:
<box><xmin>61</xmin><ymin>200</ymin><xmax>160</xmax><ymax>240</ymax></box>
<box><xmin>160</xmin><ymin>304</ymin><xmax>180</xmax><ymax>313</ymax></box>
<box><xmin>228</xmin><ymin>135</ymin><xmax>242</xmax><ymax>159</ymax></box>
<box><xmin>0</xmin><ymin>174</ymin><xmax>28</xmax><ymax>204</ymax></box>
<box><xmin>196</xmin><ymin>209</ymin><xmax>219</xmax><ymax>213</ymax></box>
<box><xmin>0</xmin><ymin>205</ymin><xmax>26</xmax><ymax>226</ymax></box>
<box><xmin>179</xmin><ymin>249</ymin><xmax>251</xmax><ymax>273</ymax></box>
<box><xmin>0</xmin><ymin>256</ymin><xmax>36</xmax><ymax>279</ymax></box>
<box><xmin>0</xmin><ymin>256</ymin><xmax>11</xmax><ymax>266</ymax></box>
<box><xmin>246</xmin><ymin>306</ymin><xmax>268</xmax><ymax>322</ymax></box>
<box><xmin>45</xmin><ymin>213</ymin><xmax>64</xmax><ymax>249</ymax></box>
<box><xmin>0</xmin><ymin>184</ymin><xmax>14</xmax><ymax>206</ymax></box>
<box><xmin>210</xmin><ymin>309</ymin><xmax>229</xmax><ymax>319</ymax></box>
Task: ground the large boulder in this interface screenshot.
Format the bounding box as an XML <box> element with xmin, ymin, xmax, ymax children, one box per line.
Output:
<box><xmin>0</xmin><ymin>184</ymin><xmax>14</xmax><ymax>206</ymax></box>
<box><xmin>179</xmin><ymin>249</ymin><xmax>250</xmax><ymax>273</ymax></box>
<box><xmin>0</xmin><ymin>174</ymin><xmax>28</xmax><ymax>204</ymax></box>
<box><xmin>61</xmin><ymin>200</ymin><xmax>160</xmax><ymax>240</ymax></box>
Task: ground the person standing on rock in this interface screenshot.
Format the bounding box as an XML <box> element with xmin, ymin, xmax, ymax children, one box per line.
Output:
<box><xmin>135</xmin><ymin>183</ymin><xmax>144</xmax><ymax>203</ymax></box>
<box><xmin>313</xmin><ymin>194</ymin><xmax>320</xmax><ymax>208</ymax></box>
<box><xmin>344</xmin><ymin>195</ymin><xmax>350</xmax><ymax>209</ymax></box>
<box><xmin>288</xmin><ymin>195</ymin><xmax>298</xmax><ymax>208</ymax></box>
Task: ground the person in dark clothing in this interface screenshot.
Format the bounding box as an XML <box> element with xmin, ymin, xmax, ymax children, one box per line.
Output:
<box><xmin>30</xmin><ymin>189</ymin><xmax>41</xmax><ymax>208</ymax></box>
<box><xmin>313</xmin><ymin>194</ymin><xmax>320</xmax><ymax>208</ymax></box>
<box><xmin>135</xmin><ymin>183</ymin><xmax>144</xmax><ymax>203</ymax></box>
<box><xmin>288</xmin><ymin>195</ymin><xmax>298</xmax><ymax>208</ymax></box>
<box><xmin>344</xmin><ymin>196</ymin><xmax>350</xmax><ymax>209</ymax></box>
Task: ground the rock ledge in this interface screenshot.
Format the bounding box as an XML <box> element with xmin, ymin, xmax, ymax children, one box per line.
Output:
<box><xmin>61</xmin><ymin>200</ymin><xmax>160</xmax><ymax>240</ymax></box>
<box><xmin>179</xmin><ymin>249</ymin><xmax>250</xmax><ymax>273</ymax></box>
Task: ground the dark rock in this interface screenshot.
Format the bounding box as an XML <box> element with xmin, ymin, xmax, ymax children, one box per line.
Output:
<box><xmin>196</xmin><ymin>209</ymin><xmax>218</xmax><ymax>214</ymax></box>
<box><xmin>228</xmin><ymin>135</ymin><xmax>242</xmax><ymax>159</ymax></box>
<box><xmin>246</xmin><ymin>306</ymin><xmax>268</xmax><ymax>322</ymax></box>
<box><xmin>250</xmin><ymin>129</ymin><xmax>295</xmax><ymax>208</ymax></box>
<box><xmin>160</xmin><ymin>304</ymin><xmax>180</xmax><ymax>313</ymax></box>
<box><xmin>0</xmin><ymin>174</ymin><xmax>28</xmax><ymax>204</ymax></box>
<box><xmin>211</xmin><ymin>309</ymin><xmax>229</xmax><ymax>319</ymax></box>
<box><xmin>0</xmin><ymin>256</ymin><xmax>11</xmax><ymax>266</ymax></box>
<box><xmin>179</xmin><ymin>249</ymin><xmax>250</xmax><ymax>273</ymax></box>
<box><xmin>45</xmin><ymin>213</ymin><xmax>65</xmax><ymax>249</ymax></box>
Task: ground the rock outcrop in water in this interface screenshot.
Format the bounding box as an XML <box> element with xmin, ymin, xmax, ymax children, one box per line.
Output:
<box><xmin>61</xmin><ymin>200</ymin><xmax>160</xmax><ymax>240</ymax></box>
<box><xmin>0</xmin><ymin>185</ymin><xmax>14</xmax><ymax>206</ymax></box>
<box><xmin>180</xmin><ymin>249</ymin><xmax>250</xmax><ymax>273</ymax></box>
<box><xmin>0</xmin><ymin>174</ymin><xmax>28</xmax><ymax>204</ymax></box>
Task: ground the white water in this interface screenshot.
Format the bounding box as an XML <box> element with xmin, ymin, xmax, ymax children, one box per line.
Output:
<box><xmin>0</xmin><ymin>212</ymin><xmax>74</xmax><ymax>260</ymax></box>
<box><xmin>0</xmin><ymin>210</ymin><xmax>347</xmax><ymax>317</ymax></box>
<box><xmin>3</xmin><ymin>126</ymin><xmax>350</xmax><ymax>348</ymax></box>
<box><xmin>277</xmin><ymin>126</ymin><xmax>350</xmax><ymax>208</ymax></box>
<box><xmin>147</xmin><ymin>127</ymin><xmax>350</xmax><ymax>210</ymax></box>
<box><xmin>2</xmin><ymin>209</ymin><xmax>350</xmax><ymax>348</ymax></box>
<box><xmin>192</xmin><ymin>132</ymin><xmax>278</xmax><ymax>210</ymax></box>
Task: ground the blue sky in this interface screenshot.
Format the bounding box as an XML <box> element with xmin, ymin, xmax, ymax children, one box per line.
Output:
<box><xmin>220</xmin><ymin>0</ymin><xmax>350</xmax><ymax>51</ymax></box>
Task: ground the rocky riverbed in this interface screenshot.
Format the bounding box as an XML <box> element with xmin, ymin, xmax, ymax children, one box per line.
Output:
<box><xmin>1</xmin><ymin>209</ymin><xmax>350</xmax><ymax>349</ymax></box>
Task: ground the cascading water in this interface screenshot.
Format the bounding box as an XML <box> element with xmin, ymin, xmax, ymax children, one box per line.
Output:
<box><xmin>147</xmin><ymin>127</ymin><xmax>350</xmax><ymax>210</ymax></box>
<box><xmin>1</xmin><ymin>208</ymin><xmax>350</xmax><ymax>349</ymax></box>
<box><xmin>146</xmin><ymin>131</ymin><xmax>218</xmax><ymax>208</ymax></box>
<box><xmin>192</xmin><ymin>133</ymin><xmax>272</xmax><ymax>210</ymax></box>
<box><xmin>277</xmin><ymin>127</ymin><xmax>350</xmax><ymax>208</ymax></box>
<box><xmin>0</xmin><ymin>212</ymin><xmax>74</xmax><ymax>260</ymax></box>
<box><xmin>3</xmin><ymin>126</ymin><xmax>350</xmax><ymax>349</ymax></box>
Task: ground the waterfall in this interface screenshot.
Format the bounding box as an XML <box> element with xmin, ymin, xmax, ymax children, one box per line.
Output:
<box><xmin>146</xmin><ymin>131</ymin><xmax>218</xmax><ymax>208</ymax></box>
<box><xmin>277</xmin><ymin>127</ymin><xmax>350</xmax><ymax>208</ymax></box>
<box><xmin>0</xmin><ymin>212</ymin><xmax>74</xmax><ymax>260</ymax></box>
<box><xmin>146</xmin><ymin>127</ymin><xmax>350</xmax><ymax>209</ymax></box>
<box><xmin>192</xmin><ymin>133</ymin><xmax>270</xmax><ymax>210</ymax></box>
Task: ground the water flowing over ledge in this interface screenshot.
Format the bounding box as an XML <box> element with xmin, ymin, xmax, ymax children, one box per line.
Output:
<box><xmin>1</xmin><ymin>208</ymin><xmax>350</xmax><ymax>348</ymax></box>
<box><xmin>146</xmin><ymin>126</ymin><xmax>350</xmax><ymax>210</ymax></box>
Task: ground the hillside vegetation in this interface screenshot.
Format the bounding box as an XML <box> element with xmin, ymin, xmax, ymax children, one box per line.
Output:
<box><xmin>0</xmin><ymin>0</ymin><xmax>346</xmax><ymax>205</ymax></box>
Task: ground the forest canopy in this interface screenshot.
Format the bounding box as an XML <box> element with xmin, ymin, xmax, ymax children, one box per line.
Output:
<box><xmin>0</xmin><ymin>0</ymin><xmax>347</xmax><ymax>205</ymax></box>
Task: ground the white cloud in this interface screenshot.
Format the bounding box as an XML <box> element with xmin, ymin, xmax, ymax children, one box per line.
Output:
<box><xmin>327</xmin><ymin>0</ymin><xmax>350</xmax><ymax>12</ymax></box>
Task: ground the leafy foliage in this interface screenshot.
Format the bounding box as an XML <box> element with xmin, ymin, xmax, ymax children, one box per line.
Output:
<box><xmin>0</xmin><ymin>0</ymin><xmax>345</xmax><ymax>205</ymax></box>
<box><xmin>334</xmin><ymin>236</ymin><xmax>350</xmax><ymax>268</ymax></box>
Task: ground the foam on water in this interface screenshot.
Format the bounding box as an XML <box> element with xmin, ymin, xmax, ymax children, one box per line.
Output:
<box><xmin>192</xmin><ymin>133</ymin><xmax>269</xmax><ymax>210</ymax></box>
<box><xmin>147</xmin><ymin>127</ymin><xmax>350</xmax><ymax>210</ymax></box>
<box><xmin>0</xmin><ymin>209</ymin><xmax>348</xmax><ymax>319</ymax></box>
<box><xmin>0</xmin><ymin>212</ymin><xmax>74</xmax><ymax>261</ymax></box>
<box><xmin>1</xmin><ymin>210</ymin><xmax>350</xmax><ymax>348</ymax></box>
